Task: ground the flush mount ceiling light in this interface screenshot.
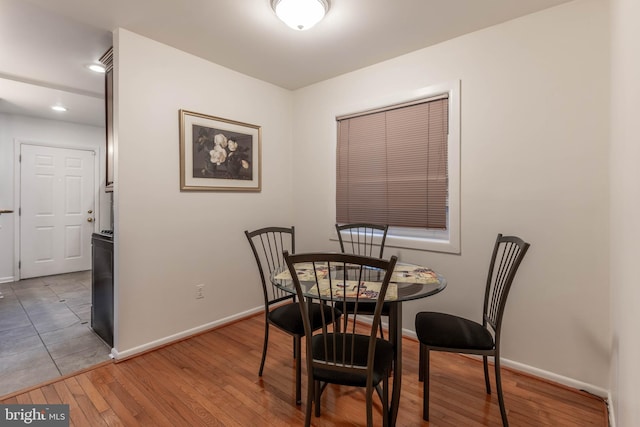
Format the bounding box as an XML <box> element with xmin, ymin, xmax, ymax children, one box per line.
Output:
<box><xmin>51</xmin><ymin>105</ymin><xmax>67</xmax><ymax>112</ymax></box>
<box><xmin>271</xmin><ymin>0</ymin><xmax>329</xmax><ymax>31</ymax></box>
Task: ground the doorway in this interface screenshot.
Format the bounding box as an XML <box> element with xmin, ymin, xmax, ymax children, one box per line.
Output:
<box><xmin>18</xmin><ymin>143</ymin><xmax>98</xmax><ymax>279</ymax></box>
<box><xmin>0</xmin><ymin>141</ymin><xmax>110</xmax><ymax>397</ymax></box>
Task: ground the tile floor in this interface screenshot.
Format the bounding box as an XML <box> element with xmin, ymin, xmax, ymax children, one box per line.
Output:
<box><xmin>0</xmin><ymin>271</ymin><xmax>111</xmax><ymax>397</ymax></box>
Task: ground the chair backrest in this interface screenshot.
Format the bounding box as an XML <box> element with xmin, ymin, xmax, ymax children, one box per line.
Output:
<box><xmin>335</xmin><ymin>223</ymin><xmax>389</xmax><ymax>258</ymax></box>
<box><xmin>483</xmin><ymin>234</ymin><xmax>530</xmax><ymax>339</ymax></box>
<box><xmin>284</xmin><ymin>251</ymin><xmax>397</xmax><ymax>379</ymax></box>
<box><xmin>245</xmin><ymin>226</ymin><xmax>296</xmax><ymax>307</ymax></box>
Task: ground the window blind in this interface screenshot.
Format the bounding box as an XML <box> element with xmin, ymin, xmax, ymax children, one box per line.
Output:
<box><xmin>336</xmin><ymin>97</ymin><xmax>449</xmax><ymax>229</ymax></box>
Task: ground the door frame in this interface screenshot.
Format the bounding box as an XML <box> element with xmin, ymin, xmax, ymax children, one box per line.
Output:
<box><xmin>13</xmin><ymin>138</ymin><xmax>102</xmax><ymax>281</ymax></box>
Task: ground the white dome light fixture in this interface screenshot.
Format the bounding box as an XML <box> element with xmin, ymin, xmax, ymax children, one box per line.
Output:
<box><xmin>271</xmin><ymin>0</ymin><xmax>329</xmax><ymax>31</ymax></box>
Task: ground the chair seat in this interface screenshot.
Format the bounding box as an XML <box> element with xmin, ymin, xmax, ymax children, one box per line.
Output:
<box><xmin>269</xmin><ymin>303</ymin><xmax>341</xmax><ymax>335</ymax></box>
<box><xmin>415</xmin><ymin>312</ymin><xmax>494</xmax><ymax>350</ymax></box>
<box><xmin>311</xmin><ymin>333</ymin><xmax>394</xmax><ymax>386</ymax></box>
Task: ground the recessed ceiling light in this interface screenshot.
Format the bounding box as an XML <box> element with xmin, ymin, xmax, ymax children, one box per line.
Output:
<box><xmin>51</xmin><ymin>105</ymin><xmax>67</xmax><ymax>112</ymax></box>
<box><xmin>86</xmin><ymin>63</ymin><xmax>106</xmax><ymax>73</ymax></box>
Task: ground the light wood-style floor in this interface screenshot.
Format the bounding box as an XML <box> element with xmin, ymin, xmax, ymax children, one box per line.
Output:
<box><xmin>1</xmin><ymin>314</ymin><xmax>608</xmax><ymax>426</ymax></box>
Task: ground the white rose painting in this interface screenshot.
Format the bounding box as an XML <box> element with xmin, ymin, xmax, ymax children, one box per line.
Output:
<box><xmin>179</xmin><ymin>110</ymin><xmax>261</xmax><ymax>191</ymax></box>
<box><xmin>192</xmin><ymin>125</ymin><xmax>253</xmax><ymax>180</ymax></box>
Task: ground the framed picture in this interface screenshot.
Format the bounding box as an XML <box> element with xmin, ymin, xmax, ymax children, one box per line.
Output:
<box><xmin>179</xmin><ymin>109</ymin><xmax>261</xmax><ymax>191</ymax></box>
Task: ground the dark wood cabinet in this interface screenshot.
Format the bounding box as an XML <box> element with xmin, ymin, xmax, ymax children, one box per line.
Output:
<box><xmin>91</xmin><ymin>232</ymin><xmax>113</xmax><ymax>346</ymax></box>
<box><xmin>99</xmin><ymin>47</ymin><xmax>114</xmax><ymax>192</ymax></box>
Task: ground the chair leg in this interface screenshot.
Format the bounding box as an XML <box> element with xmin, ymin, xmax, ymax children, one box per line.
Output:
<box><xmin>495</xmin><ymin>356</ymin><xmax>509</xmax><ymax>426</ymax></box>
<box><xmin>304</xmin><ymin>374</ymin><xmax>313</xmax><ymax>427</ymax></box>
<box><xmin>295</xmin><ymin>336</ymin><xmax>301</xmax><ymax>405</ymax></box>
<box><xmin>422</xmin><ymin>348</ymin><xmax>430</xmax><ymax>421</ymax></box>
<box><xmin>418</xmin><ymin>344</ymin><xmax>425</xmax><ymax>382</ymax></box>
<box><xmin>259</xmin><ymin>321</ymin><xmax>269</xmax><ymax>377</ymax></box>
<box><xmin>483</xmin><ymin>355</ymin><xmax>491</xmax><ymax>394</ymax></box>
<box><xmin>314</xmin><ymin>380</ymin><xmax>321</xmax><ymax>417</ymax></box>
<box><xmin>382</xmin><ymin>372</ymin><xmax>389</xmax><ymax>427</ymax></box>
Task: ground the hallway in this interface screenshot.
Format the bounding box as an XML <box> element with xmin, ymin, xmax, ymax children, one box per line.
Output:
<box><xmin>0</xmin><ymin>271</ymin><xmax>111</xmax><ymax>396</ymax></box>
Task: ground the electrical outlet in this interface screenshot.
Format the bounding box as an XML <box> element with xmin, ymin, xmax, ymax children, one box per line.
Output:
<box><xmin>195</xmin><ymin>284</ymin><xmax>204</xmax><ymax>299</ymax></box>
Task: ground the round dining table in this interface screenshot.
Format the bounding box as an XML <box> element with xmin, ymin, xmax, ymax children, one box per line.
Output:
<box><xmin>271</xmin><ymin>260</ymin><xmax>447</xmax><ymax>425</ymax></box>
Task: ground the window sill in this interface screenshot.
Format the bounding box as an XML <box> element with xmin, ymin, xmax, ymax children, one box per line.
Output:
<box><xmin>330</xmin><ymin>231</ymin><xmax>460</xmax><ymax>255</ymax></box>
<box><xmin>385</xmin><ymin>234</ymin><xmax>460</xmax><ymax>254</ymax></box>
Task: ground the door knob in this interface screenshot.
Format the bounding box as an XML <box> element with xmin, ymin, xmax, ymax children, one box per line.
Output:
<box><xmin>87</xmin><ymin>218</ymin><xmax>94</xmax><ymax>223</ymax></box>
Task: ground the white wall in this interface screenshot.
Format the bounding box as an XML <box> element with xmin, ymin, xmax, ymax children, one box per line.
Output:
<box><xmin>111</xmin><ymin>0</ymin><xmax>617</xmax><ymax>398</ymax></box>
<box><xmin>0</xmin><ymin>114</ymin><xmax>13</xmax><ymax>282</ymax></box>
<box><xmin>0</xmin><ymin>114</ymin><xmax>107</xmax><ymax>283</ymax></box>
<box><xmin>610</xmin><ymin>0</ymin><xmax>640</xmax><ymax>423</ymax></box>
<box><xmin>113</xmin><ymin>29</ymin><xmax>294</xmax><ymax>354</ymax></box>
<box><xmin>292</xmin><ymin>0</ymin><xmax>610</xmax><ymax>390</ymax></box>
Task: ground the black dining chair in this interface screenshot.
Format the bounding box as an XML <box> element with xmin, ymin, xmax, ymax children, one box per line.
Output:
<box><xmin>245</xmin><ymin>226</ymin><xmax>342</xmax><ymax>405</ymax></box>
<box><xmin>415</xmin><ymin>234</ymin><xmax>530</xmax><ymax>426</ymax></box>
<box><xmin>335</xmin><ymin>223</ymin><xmax>389</xmax><ymax>258</ymax></box>
<box><xmin>335</xmin><ymin>223</ymin><xmax>390</xmax><ymax>338</ymax></box>
<box><xmin>284</xmin><ymin>251</ymin><xmax>398</xmax><ymax>427</ymax></box>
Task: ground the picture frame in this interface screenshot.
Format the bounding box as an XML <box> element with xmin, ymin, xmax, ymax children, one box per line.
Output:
<box><xmin>179</xmin><ymin>109</ymin><xmax>261</xmax><ymax>191</ymax></box>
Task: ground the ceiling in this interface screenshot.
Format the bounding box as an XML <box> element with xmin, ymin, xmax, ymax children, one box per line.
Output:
<box><xmin>0</xmin><ymin>0</ymin><xmax>572</xmax><ymax>127</ymax></box>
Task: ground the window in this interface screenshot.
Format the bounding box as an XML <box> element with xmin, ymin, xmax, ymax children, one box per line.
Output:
<box><xmin>335</xmin><ymin>81</ymin><xmax>460</xmax><ymax>253</ymax></box>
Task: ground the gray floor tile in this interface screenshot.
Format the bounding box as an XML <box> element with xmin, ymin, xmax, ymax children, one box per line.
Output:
<box><xmin>0</xmin><ymin>324</ymin><xmax>38</xmax><ymax>342</ymax></box>
<box><xmin>12</xmin><ymin>288</ymin><xmax>53</xmax><ymax>300</ymax></box>
<box><xmin>40</xmin><ymin>323</ymin><xmax>96</xmax><ymax>348</ymax></box>
<box><xmin>45</xmin><ymin>330</ymin><xmax>109</xmax><ymax>360</ymax></box>
<box><xmin>13</xmin><ymin>289</ymin><xmax>60</xmax><ymax>311</ymax></box>
<box><xmin>10</xmin><ymin>277</ymin><xmax>47</xmax><ymax>290</ymax></box>
<box><xmin>0</xmin><ymin>285</ymin><xmax>15</xmax><ymax>298</ymax></box>
<box><xmin>48</xmin><ymin>280</ymin><xmax>87</xmax><ymax>296</ymax></box>
<box><xmin>0</xmin><ymin>309</ymin><xmax>32</xmax><ymax>332</ymax></box>
<box><xmin>0</xmin><ymin>334</ymin><xmax>46</xmax><ymax>359</ymax></box>
<box><xmin>30</xmin><ymin>309</ymin><xmax>81</xmax><ymax>334</ymax></box>
<box><xmin>69</xmin><ymin>271</ymin><xmax>91</xmax><ymax>280</ymax></box>
<box><xmin>22</xmin><ymin>299</ymin><xmax>72</xmax><ymax>317</ymax></box>
<box><xmin>68</xmin><ymin>303</ymin><xmax>92</xmax><ymax>322</ymax></box>
<box><xmin>0</xmin><ymin>348</ymin><xmax>60</xmax><ymax>396</ymax></box>
<box><xmin>0</xmin><ymin>297</ymin><xmax>25</xmax><ymax>314</ymax></box>
<box><xmin>42</xmin><ymin>272</ymin><xmax>88</xmax><ymax>287</ymax></box>
<box><xmin>54</xmin><ymin>342</ymin><xmax>111</xmax><ymax>375</ymax></box>
<box><xmin>0</xmin><ymin>270</ymin><xmax>108</xmax><ymax>397</ymax></box>
<box><xmin>59</xmin><ymin>289</ymin><xmax>91</xmax><ymax>308</ymax></box>
<box><xmin>76</xmin><ymin>277</ymin><xmax>91</xmax><ymax>288</ymax></box>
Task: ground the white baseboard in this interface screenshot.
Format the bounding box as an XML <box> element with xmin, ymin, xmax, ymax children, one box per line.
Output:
<box><xmin>110</xmin><ymin>305</ymin><xmax>264</xmax><ymax>360</ymax></box>
<box><xmin>402</xmin><ymin>327</ymin><xmax>610</xmax><ymax>400</ymax></box>
<box><xmin>0</xmin><ymin>276</ymin><xmax>15</xmax><ymax>284</ymax></box>
<box><xmin>607</xmin><ymin>391</ymin><xmax>616</xmax><ymax>427</ymax></box>
<box><xmin>501</xmin><ymin>358</ymin><xmax>608</xmax><ymax>398</ymax></box>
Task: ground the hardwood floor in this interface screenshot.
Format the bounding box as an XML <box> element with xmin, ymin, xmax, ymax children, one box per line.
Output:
<box><xmin>1</xmin><ymin>314</ymin><xmax>608</xmax><ymax>426</ymax></box>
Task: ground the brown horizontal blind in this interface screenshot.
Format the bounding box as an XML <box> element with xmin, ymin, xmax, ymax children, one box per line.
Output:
<box><xmin>336</xmin><ymin>97</ymin><xmax>448</xmax><ymax>229</ymax></box>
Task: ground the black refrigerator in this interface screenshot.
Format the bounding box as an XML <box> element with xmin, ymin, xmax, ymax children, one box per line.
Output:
<box><xmin>91</xmin><ymin>231</ymin><xmax>113</xmax><ymax>347</ymax></box>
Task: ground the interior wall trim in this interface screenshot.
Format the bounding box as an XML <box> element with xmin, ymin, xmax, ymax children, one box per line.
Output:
<box><xmin>110</xmin><ymin>305</ymin><xmax>264</xmax><ymax>361</ymax></box>
<box><xmin>402</xmin><ymin>328</ymin><xmax>609</xmax><ymax>399</ymax></box>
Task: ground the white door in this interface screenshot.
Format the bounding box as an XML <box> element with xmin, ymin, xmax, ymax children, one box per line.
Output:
<box><xmin>20</xmin><ymin>144</ymin><xmax>96</xmax><ymax>279</ymax></box>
